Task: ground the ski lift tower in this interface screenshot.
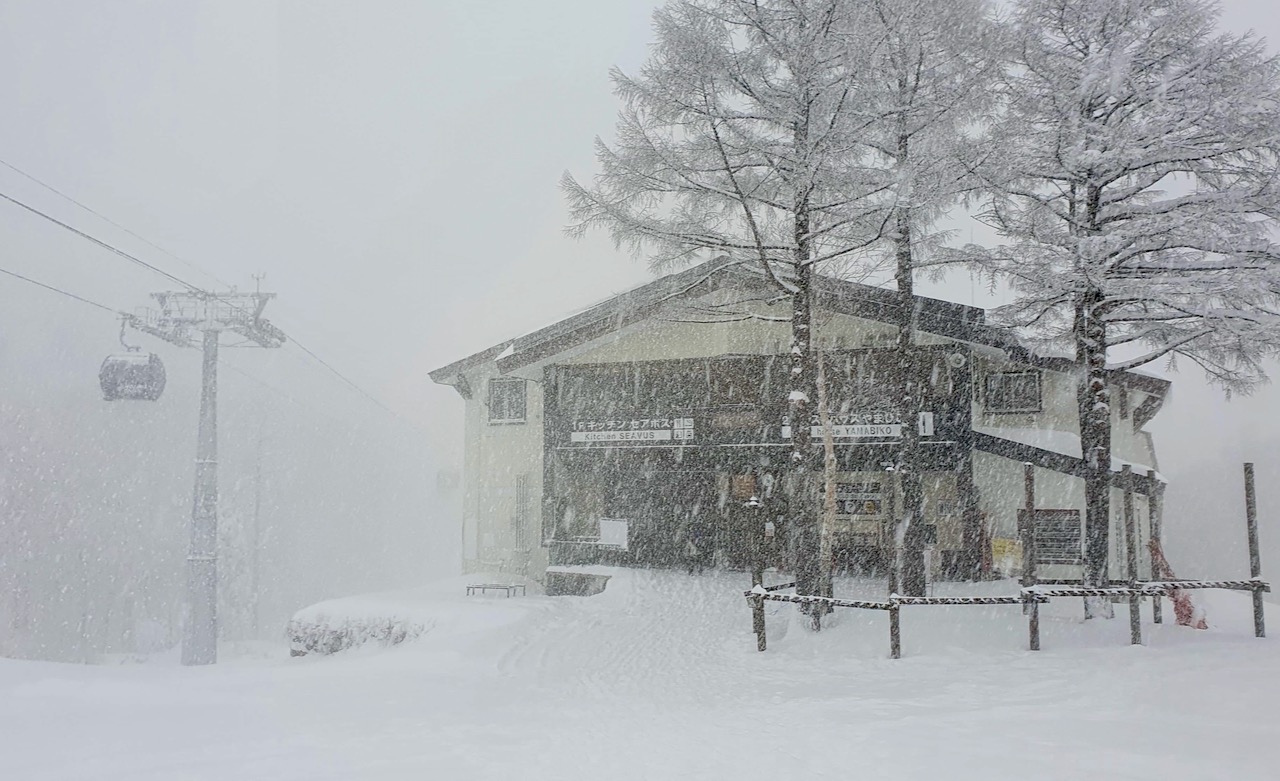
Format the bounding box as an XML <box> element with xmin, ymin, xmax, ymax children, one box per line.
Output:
<box><xmin>134</xmin><ymin>290</ymin><xmax>286</xmax><ymax>665</ymax></box>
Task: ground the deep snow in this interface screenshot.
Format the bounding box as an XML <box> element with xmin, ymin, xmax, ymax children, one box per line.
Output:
<box><xmin>1</xmin><ymin>570</ymin><xmax>1276</xmax><ymax>780</ymax></box>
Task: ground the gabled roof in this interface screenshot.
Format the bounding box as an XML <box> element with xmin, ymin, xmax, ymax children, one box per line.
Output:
<box><xmin>428</xmin><ymin>257</ymin><xmax>1170</xmax><ymax>401</ymax></box>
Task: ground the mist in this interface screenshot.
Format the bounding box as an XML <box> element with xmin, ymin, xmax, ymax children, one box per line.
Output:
<box><xmin>0</xmin><ymin>0</ymin><xmax>1276</xmax><ymax>678</ymax></box>
<box><xmin>6</xmin><ymin>2</ymin><xmax>1280</xmax><ymax>780</ymax></box>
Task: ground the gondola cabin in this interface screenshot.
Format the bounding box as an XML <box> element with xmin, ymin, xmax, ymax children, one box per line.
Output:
<box><xmin>99</xmin><ymin>352</ymin><xmax>166</xmax><ymax>401</ymax></box>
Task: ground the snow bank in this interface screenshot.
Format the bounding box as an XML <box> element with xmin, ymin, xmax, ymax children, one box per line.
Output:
<box><xmin>285</xmin><ymin>615</ymin><xmax>425</xmax><ymax>657</ymax></box>
<box><xmin>286</xmin><ymin>573</ymin><xmax>541</xmax><ymax>656</ymax></box>
<box><xmin>4</xmin><ymin>570</ymin><xmax>1277</xmax><ymax>780</ymax></box>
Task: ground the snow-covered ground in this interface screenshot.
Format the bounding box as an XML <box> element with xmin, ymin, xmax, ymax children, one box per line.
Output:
<box><xmin>2</xmin><ymin>570</ymin><xmax>1276</xmax><ymax>780</ymax></box>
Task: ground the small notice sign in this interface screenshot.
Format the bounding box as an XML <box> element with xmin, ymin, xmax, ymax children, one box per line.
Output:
<box><xmin>571</xmin><ymin>429</ymin><xmax>672</xmax><ymax>443</ymax></box>
<box><xmin>781</xmin><ymin>411</ymin><xmax>936</xmax><ymax>441</ymax></box>
<box><xmin>835</xmin><ymin>482</ymin><xmax>883</xmax><ymax>516</ymax></box>
<box><xmin>568</xmin><ymin>417</ymin><xmax>694</xmax><ymax>445</ymax></box>
<box><xmin>1020</xmin><ymin>509</ymin><xmax>1083</xmax><ymax>565</ymax></box>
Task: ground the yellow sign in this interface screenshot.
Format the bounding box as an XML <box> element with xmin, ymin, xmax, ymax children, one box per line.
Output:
<box><xmin>991</xmin><ymin>538</ymin><xmax>1023</xmax><ymax>570</ymax></box>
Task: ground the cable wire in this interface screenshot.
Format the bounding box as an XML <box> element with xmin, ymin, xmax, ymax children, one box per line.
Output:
<box><xmin>0</xmin><ymin>181</ymin><xmax>434</xmax><ymax>422</ymax></box>
<box><xmin>286</xmin><ymin>337</ymin><xmax>403</xmax><ymax>418</ymax></box>
<box><xmin>0</xmin><ymin>157</ymin><xmax>231</xmax><ymax>289</ymax></box>
<box><xmin>0</xmin><ymin>165</ymin><xmax>1020</xmax><ymax>363</ymax></box>
<box><xmin>0</xmin><ymin>190</ymin><xmax>198</xmax><ymax>291</ymax></box>
<box><xmin>0</xmin><ymin>262</ymin><xmax>405</xmax><ymax>431</ymax></box>
<box><xmin>0</xmin><ymin>265</ymin><xmax>122</xmax><ymax>314</ymax></box>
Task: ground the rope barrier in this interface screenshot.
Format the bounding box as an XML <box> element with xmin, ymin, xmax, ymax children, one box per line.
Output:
<box><xmin>891</xmin><ymin>595</ymin><xmax>1042</xmax><ymax>606</ymax></box>
<box><xmin>1026</xmin><ymin>580</ymin><xmax>1270</xmax><ymax>598</ymax></box>
<box><xmin>747</xmin><ymin>591</ymin><xmax>894</xmax><ymax>611</ymax></box>
<box><xmin>746</xmin><ymin>580</ymin><xmax>1269</xmax><ymax>607</ymax></box>
<box><xmin>745</xmin><ymin>577</ymin><xmax>1269</xmax><ymax>659</ymax></box>
<box><xmin>1142</xmin><ymin>579</ymin><xmax>1270</xmax><ymax>592</ymax></box>
<box><xmin>746</xmin><ymin>590</ymin><xmax>1049</xmax><ymax>609</ymax></box>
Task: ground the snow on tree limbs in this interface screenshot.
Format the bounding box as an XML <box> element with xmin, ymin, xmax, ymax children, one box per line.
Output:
<box><xmin>961</xmin><ymin>0</ymin><xmax>1280</xmax><ymax>610</ymax></box>
<box><xmin>564</xmin><ymin>0</ymin><xmax>1005</xmax><ymax>608</ymax></box>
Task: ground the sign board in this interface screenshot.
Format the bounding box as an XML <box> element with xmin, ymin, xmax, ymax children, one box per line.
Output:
<box><xmin>835</xmin><ymin>482</ymin><xmax>883</xmax><ymax>516</ymax></box>
<box><xmin>569</xmin><ymin>417</ymin><xmax>694</xmax><ymax>445</ymax></box>
<box><xmin>730</xmin><ymin>474</ymin><xmax>757</xmax><ymax>499</ymax></box>
<box><xmin>598</xmin><ymin>518</ymin><xmax>629</xmax><ymax>549</ymax></box>
<box><xmin>991</xmin><ymin>538</ymin><xmax>1022</xmax><ymax>572</ymax></box>
<box><xmin>782</xmin><ymin>411</ymin><xmax>936</xmax><ymax>442</ymax></box>
<box><xmin>1019</xmin><ymin>509</ymin><xmax>1083</xmax><ymax>565</ymax></box>
<box><xmin>547</xmin><ymin>348</ymin><xmax>970</xmax><ymax>450</ymax></box>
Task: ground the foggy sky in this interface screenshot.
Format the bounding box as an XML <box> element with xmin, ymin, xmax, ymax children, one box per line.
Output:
<box><xmin>3</xmin><ymin>0</ymin><xmax>1280</xmax><ymax>584</ymax></box>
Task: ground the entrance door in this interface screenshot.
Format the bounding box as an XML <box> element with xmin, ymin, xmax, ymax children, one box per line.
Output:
<box><xmin>616</xmin><ymin>470</ymin><xmax>714</xmax><ymax>568</ymax></box>
<box><xmin>670</xmin><ymin>471</ymin><xmax>716</xmax><ymax>570</ymax></box>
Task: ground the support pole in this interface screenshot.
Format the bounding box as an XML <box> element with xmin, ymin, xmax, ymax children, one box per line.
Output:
<box><xmin>251</xmin><ymin>417</ymin><xmax>264</xmax><ymax>640</ymax></box>
<box><xmin>753</xmin><ymin>593</ymin><xmax>767</xmax><ymax>652</ymax></box>
<box><xmin>182</xmin><ymin>329</ymin><xmax>219</xmax><ymax>666</ymax></box>
<box><xmin>1245</xmin><ymin>463</ymin><xmax>1265</xmax><ymax>639</ymax></box>
<box><xmin>889</xmin><ymin>604</ymin><xmax>901</xmax><ymax>660</ymax></box>
<box><xmin>1123</xmin><ymin>465</ymin><xmax>1141</xmax><ymax>646</ymax></box>
<box><xmin>748</xmin><ymin>495</ymin><xmax>767</xmax><ymax>652</ymax></box>
<box><xmin>1026</xmin><ymin>592</ymin><xmax>1041</xmax><ymax>652</ymax></box>
<box><xmin>1022</xmin><ymin>463</ymin><xmax>1040</xmax><ymax>651</ymax></box>
<box><xmin>1148</xmin><ymin>469</ymin><xmax>1163</xmax><ymax>625</ymax></box>
<box><xmin>134</xmin><ymin>289</ymin><xmax>282</xmax><ymax>664</ymax></box>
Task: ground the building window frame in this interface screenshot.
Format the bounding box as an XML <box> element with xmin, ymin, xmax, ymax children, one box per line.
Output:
<box><xmin>985</xmin><ymin>371</ymin><xmax>1042</xmax><ymax>414</ymax></box>
<box><xmin>488</xmin><ymin>378</ymin><xmax>527</xmax><ymax>424</ymax></box>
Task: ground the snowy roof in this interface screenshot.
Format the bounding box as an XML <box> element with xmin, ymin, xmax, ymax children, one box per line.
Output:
<box><xmin>973</xmin><ymin>424</ymin><xmax>1164</xmax><ymax>482</ymax></box>
<box><xmin>428</xmin><ymin>257</ymin><xmax>1169</xmax><ymax>400</ymax></box>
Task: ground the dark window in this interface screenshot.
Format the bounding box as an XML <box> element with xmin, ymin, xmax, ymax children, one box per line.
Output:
<box><xmin>985</xmin><ymin>371</ymin><xmax>1041</xmax><ymax>413</ymax></box>
<box><xmin>488</xmin><ymin>378</ymin><xmax>527</xmax><ymax>423</ymax></box>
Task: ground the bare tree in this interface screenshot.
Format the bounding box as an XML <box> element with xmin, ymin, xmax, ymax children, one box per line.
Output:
<box><xmin>563</xmin><ymin>0</ymin><xmax>894</xmax><ymax>615</ymax></box>
<box><xmin>961</xmin><ymin>0</ymin><xmax>1280</xmax><ymax>613</ymax></box>
<box><xmin>858</xmin><ymin>0</ymin><xmax>1004</xmax><ymax>594</ymax></box>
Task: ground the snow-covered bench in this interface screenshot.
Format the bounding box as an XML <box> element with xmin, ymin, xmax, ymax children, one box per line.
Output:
<box><xmin>465</xmin><ymin>583</ymin><xmax>527</xmax><ymax>597</ymax></box>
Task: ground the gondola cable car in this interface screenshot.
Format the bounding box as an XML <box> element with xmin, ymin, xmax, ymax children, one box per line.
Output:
<box><xmin>100</xmin><ymin>318</ymin><xmax>166</xmax><ymax>402</ymax></box>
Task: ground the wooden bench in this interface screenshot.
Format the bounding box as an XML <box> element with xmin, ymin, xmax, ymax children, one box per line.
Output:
<box><xmin>466</xmin><ymin>583</ymin><xmax>527</xmax><ymax>597</ymax></box>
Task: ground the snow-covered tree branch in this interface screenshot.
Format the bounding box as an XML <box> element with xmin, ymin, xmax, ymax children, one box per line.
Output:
<box><xmin>965</xmin><ymin>0</ymin><xmax>1280</xmax><ymax>612</ymax></box>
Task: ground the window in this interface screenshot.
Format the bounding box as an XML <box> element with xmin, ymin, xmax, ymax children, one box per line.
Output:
<box><xmin>985</xmin><ymin>371</ymin><xmax>1041</xmax><ymax>413</ymax></box>
<box><xmin>488</xmin><ymin>378</ymin><xmax>527</xmax><ymax>423</ymax></box>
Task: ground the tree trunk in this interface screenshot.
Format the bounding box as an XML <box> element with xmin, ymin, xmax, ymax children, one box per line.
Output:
<box><xmin>892</xmin><ymin>207</ymin><xmax>928</xmax><ymax>597</ymax></box>
<box><xmin>789</xmin><ymin>69</ymin><xmax>829</xmax><ymax>623</ymax></box>
<box><xmin>783</xmin><ymin>262</ymin><xmax>824</xmax><ymax>627</ymax></box>
<box><xmin>1076</xmin><ymin>284</ymin><xmax>1114</xmax><ymax>619</ymax></box>
<box><xmin>790</xmin><ymin>261</ymin><xmax>825</xmax><ymax>620</ymax></box>
<box><xmin>816</xmin><ymin>350</ymin><xmax>838</xmax><ymax>603</ymax></box>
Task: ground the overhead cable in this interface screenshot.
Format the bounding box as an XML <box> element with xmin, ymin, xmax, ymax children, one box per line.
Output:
<box><xmin>286</xmin><ymin>337</ymin><xmax>403</xmax><ymax>419</ymax></box>
<box><xmin>0</xmin><ymin>189</ymin><xmax>198</xmax><ymax>291</ymax></box>
<box><xmin>0</xmin><ymin>265</ymin><xmax>122</xmax><ymax>314</ymax></box>
<box><xmin>0</xmin><ymin>263</ymin><xmax>396</xmax><ymax>429</ymax></box>
<box><xmin>0</xmin><ymin>157</ymin><xmax>231</xmax><ymax>289</ymax></box>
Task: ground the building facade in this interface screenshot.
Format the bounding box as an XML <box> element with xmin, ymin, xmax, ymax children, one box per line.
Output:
<box><xmin>430</xmin><ymin>259</ymin><xmax>1169</xmax><ymax>583</ymax></box>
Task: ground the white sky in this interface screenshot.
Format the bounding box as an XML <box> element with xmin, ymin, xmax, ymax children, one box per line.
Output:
<box><xmin>2</xmin><ymin>1</ymin><xmax>1279</xmax><ymax>571</ymax></box>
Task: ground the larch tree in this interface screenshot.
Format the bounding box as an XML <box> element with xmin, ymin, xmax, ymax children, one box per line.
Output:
<box><xmin>562</xmin><ymin>0</ymin><xmax>892</xmax><ymax>616</ymax></box>
<box><xmin>962</xmin><ymin>0</ymin><xmax>1280</xmax><ymax>613</ymax></box>
<box><xmin>857</xmin><ymin>0</ymin><xmax>1004</xmax><ymax>594</ymax></box>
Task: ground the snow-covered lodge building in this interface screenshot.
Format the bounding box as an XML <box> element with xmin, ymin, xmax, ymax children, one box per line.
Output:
<box><xmin>430</xmin><ymin>259</ymin><xmax>1169</xmax><ymax>583</ymax></box>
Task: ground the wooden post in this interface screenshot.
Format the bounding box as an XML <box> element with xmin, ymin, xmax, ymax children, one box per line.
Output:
<box><xmin>750</xmin><ymin>590</ymin><xmax>767</xmax><ymax>650</ymax></box>
<box><xmin>889</xmin><ymin>604</ymin><xmax>901</xmax><ymax>659</ymax></box>
<box><xmin>1021</xmin><ymin>463</ymin><xmax>1040</xmax><ymax>651</ymax></box>
<box><xmin>886</xmin><ymin>465</ymin><xmax>898</xmax><ymax>598</ymax></box>
<box><xmin>747</xmin><ymin>493</ymin><xmax>768</xmax><ymax>651</ymax></box>
<box><xmin>1148</xmin><ymin>469</ymin><xmax>1163</xmax><ymax>625</ymax></box>
<box><xmin>1027</xmin><ymin>592</ymin><xmax>1041</xmax><ymax>651</ymax></box>
<box><xmin>1245</xmin><ymin>463</ymin><xmax>1265</xmax><ymax>639</ymax></box>
<box><xmin>1123</xmin><ymin>466</ymin><xmax>1141</xmax><ymax>645</ymax></box>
